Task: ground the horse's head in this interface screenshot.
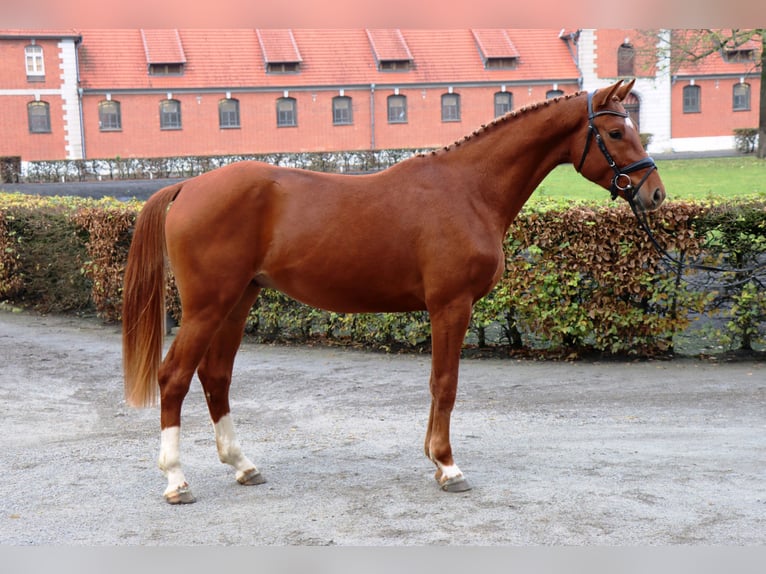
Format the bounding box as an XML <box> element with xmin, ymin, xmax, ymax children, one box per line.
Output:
<box><xmin>573</xmin><ymin>79</ymin><xmax>665</xmax><ymax>212</ymax></box>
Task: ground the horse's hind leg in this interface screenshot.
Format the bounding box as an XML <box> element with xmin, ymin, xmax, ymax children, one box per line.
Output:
<box><xmin>197</xmin><ymin>284</ymin><xmax>266</xmax><ymax>487</ymax></box>
<box><xmin>158</xmin><ymin>314</ymin><xmax>226</xmax><ymax>504</ymax></box>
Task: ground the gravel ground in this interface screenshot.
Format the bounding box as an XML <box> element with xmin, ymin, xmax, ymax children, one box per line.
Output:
<box><xmin>0</xmin><ymin>309</ymin><xmax>764</xmax><ymax>545</ymax></box>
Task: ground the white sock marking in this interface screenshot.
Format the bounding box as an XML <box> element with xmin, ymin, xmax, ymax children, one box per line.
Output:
<box><xmin>436</xmin><ymin>462</ymin><xmax>463</xmax><ymax>481</ymax></box>
<box><xmin>214</xmin><ymin>414</ymin><xmax>258</xmax><ymax>481</ymax></box>
<box><xmin>159</xmin><ymin>426</ymin><xmax>188</xmax><ymax>496</ymax></box>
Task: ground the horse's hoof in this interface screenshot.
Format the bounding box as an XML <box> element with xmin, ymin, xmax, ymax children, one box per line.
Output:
<box><xmin>237</xmin><ymin>469</ymin><xmax>267</xmax><ymax>486</ymax></box>
<box><xmin>165</xmin><ymin>485</ymin><xmax>196</xmax><ymax>504</ymax></box>
<box><xmin>434</xmin><ymin>467</ymin><xmax>472</xmax><ymax>493</ymax></box>
<box><xmin>440</xmin><ymin>476</ymin><xmax>472</xmax><ymax>493</ymax></box>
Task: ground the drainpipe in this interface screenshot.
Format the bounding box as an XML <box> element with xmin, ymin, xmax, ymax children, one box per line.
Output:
<box><xmin>78</xmin><ymin>87</ymin><xmax>86</xmax><ymax>160</ymax></box>
<box><xmin>559</xmin><ymin>29</ymin><xmax>583</xmax><ymax>90</ymax></box>
<box><xmin>369</xmin><ymin>83</ymin><xmax>376</xmax><ymax>150</ymax></box>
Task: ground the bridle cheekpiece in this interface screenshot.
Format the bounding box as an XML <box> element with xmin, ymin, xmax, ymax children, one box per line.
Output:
<box><xmin>576</xmin><ymin>90</ymin><xmax>657</xmax><ymax>202</ymax></box>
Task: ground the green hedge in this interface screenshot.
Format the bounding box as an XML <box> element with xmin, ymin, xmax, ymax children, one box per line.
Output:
<box><xmin>1</xmin><ymin>192</ymin><xmax>764</xmax><ymax>357</ymax></box>
<box><xmin>20</xmin><ymin>150</ymin><xmax>434</xmax><ymax>183</ymax></box>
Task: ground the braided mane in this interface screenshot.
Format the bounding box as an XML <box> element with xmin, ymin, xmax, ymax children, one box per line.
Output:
<box><xmin>418</xmin><ymin>90</ymin><xmax>585</xmax><ymax>157</ymax></box>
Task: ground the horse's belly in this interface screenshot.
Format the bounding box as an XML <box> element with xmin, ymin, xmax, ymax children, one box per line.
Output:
<box><xmin>255</xmin><ymin>269</ymin><xmax>425</xmax><ymax>314</ymax></box>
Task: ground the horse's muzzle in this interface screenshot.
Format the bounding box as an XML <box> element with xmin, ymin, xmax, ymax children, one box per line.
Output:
<box><xmin>638</xmin><ymin>186</ymin><xmax>666</xmax><ymax>212</ymax></box>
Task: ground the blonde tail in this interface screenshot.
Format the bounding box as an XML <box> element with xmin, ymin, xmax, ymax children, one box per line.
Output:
<box><xmin>122</xmin><ymin>183</ymin><xmax>182</xmax><ymax>407</ymax></box>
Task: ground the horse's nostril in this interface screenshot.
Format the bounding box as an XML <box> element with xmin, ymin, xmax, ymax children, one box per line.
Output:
<box><xmin>653</xmin><ymin>187</ymin><xmax>664</xmax><ymax>206</ymax></box>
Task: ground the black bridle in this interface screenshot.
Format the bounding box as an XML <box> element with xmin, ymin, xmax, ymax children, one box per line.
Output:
<box><xmin>576</xmin><ymin>90</ymin><xmax>657</xmax><ymax>202</ymax></box>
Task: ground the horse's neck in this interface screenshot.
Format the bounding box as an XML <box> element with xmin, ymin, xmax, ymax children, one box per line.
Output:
<box><xmin>447</xmin><ymin>95</ymin><xmax>583</xmax><ymax>231</ymax></box>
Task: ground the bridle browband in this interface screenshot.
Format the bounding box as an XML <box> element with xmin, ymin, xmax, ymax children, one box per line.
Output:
<box><xmin>576</xmin><ymin>90</ymin><xmax>657</xmax><ymax>202</ymax></box>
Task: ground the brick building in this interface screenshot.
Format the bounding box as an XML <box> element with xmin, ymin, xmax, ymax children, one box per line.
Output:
<box><xmin>0</xmin><ymin>28</ymin><xmax>762</xmax><ymax>168</ymax></box>
<box><xmin>0</xmin><ymin>29</ymin><xmax>82</xmax><ymax>162</ymax></box>
<box><xmin>578</xmin><ymin>29</ymin><xmax>762</xmax><ymax>152</ymax></box>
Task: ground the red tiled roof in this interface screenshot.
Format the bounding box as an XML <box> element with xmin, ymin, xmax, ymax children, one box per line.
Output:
<box><xmin>472</xmin><ymin>29</ymin><xmax>520</xmax><ymax>59</ymax></box>
<box><xmin>0</xmin><ymin>28</ymin><xmax>80</xmax><ymax>40</ymax></box>
<box><xmin>366</xmin><ymin>29</ymin><xmax>413</xmax><ymax>62</ymax></box>
<box><xmin>77</xmin><ymin>29</ymin><xmax>579</xmax><ymax>91</ymax></box>
<box><xmin>140</xmin><ymin>29</ymin><xmax>186</xmax><ymax>64</ymax></box>
<box><xmin>256</xmin><ymin>29</ymin><xmax>302</xmax><ymax>63</ymax></box>
<box><xmin>721</xmin><ymin>36</ymin><xmax>760</xmax><ymax>52</ymax></box>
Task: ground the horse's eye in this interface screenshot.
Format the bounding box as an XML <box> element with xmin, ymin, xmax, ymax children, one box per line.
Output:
<box><xmin>608</xmin><ymin>130</ymin><xmax>623</xmax><ymax>140</ymax></box>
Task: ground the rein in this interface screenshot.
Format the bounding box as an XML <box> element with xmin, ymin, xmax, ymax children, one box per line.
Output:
<box><xmin>578</xmin><ymin>89</ymin><xmax>764</xmax><ymax>289</ymax></box>
<box><xmin>626</xmin><ymin>193</ymin><xmax>766</xmax><ymax>289</ymax></box>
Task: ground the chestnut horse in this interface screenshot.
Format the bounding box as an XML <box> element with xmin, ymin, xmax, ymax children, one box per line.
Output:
<box><xmin>123</xmin><ymin>79</ymin><xmax>665</xmax><ymax>504</ymax></box>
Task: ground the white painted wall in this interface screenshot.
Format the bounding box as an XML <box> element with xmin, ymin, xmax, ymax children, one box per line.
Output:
<box><xmin>58</xmin><ymin>38</ymin><xmax>83</xmax><ymax>160</ymax></box>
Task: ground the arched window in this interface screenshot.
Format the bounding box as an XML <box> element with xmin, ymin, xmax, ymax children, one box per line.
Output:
<box><xmin>733</xmin><ymin>83</ymin><xmax>750</xmax><ymax>111</ymax></box>
<box><xmin>617</xmin><ymin>42</ymin><xmax>635</xmax><ymax>76</ymax></box>
<box><xmin>98</xmin><ymin>100</ymin><xmax>122</xmax><ymax>131</ymax></box>
<box><xmin>27</xmin><ymin>101</ymin><xmax>51</xmax><ymax>133</ymax></box>
<box><xmin>441</xmin><ymin>93</ymin><xmax>461</xmax><ymax>122</ymax></box>
<box><xmin>159</xmin><ymin>99</ymin><xmax>182</xmax><ymax>129</ymax></box>
<box><xmin>219</xmin><ymin>98</ymin><xmax>240</xmax><ymax>128</ymax></box>
<box><xmin>332</xmin><ymin>96</ymin><xmax>353</xmax><ymax>125</ymax></box>
<box><xmin>682</xmin><ymin>85</ymin><xmax>701</xmax><ymax>113</ymax></box>
<box><xmin>387</xmin><ymin>94</ymin><xmax>407</xmax><ymax>123</ymax></box>
<box><xmin>494</xmin><ymin>91</ymin><xmax>513</xmax><ymax>117</ymax></box>
<box><xmin>276</xmin><ymin>97</ymin><xmax>297</xmax><ymax>127</ymax></box>
<box><xmin>546</xmin><ymin>89</ymin><xmax>564</xmax><ymax>99</ymax></box>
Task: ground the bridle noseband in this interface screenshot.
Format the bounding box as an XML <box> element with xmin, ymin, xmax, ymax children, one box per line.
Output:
<box><xmin>576</xmin><ymin>90</ymin><xmax>657</xmax><ymax>202</ymax></box>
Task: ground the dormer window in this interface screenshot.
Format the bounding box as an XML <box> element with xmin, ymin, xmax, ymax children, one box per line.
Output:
<box><xmin>266</xmin><ymin>62</ymin><xmax>300</xmax><ymax>74</ymax></box>
<box><xmin>141</xmin><ymin>29</ymin><xmax>186</xmax><ymax>77</ymax></box>
<box><xmin>723</xmin><ymin>48</ymin><xmax>755</xmax><ymax>63</ymax></box>
<box><xmin>484</xmin><ymin>57</ymin><xmax>518</xmax><ymax>70</ymax></box>
<box><xmin>379</xmin><ymin>60</ymin><xmax>411</xmax><ymax>72</ymax></box>
<box><xmin>257</xmin><ymin>29</ymin><xmax>302</xmax><ymax>74</ymax></box>
<box><xmin>367</xmin><ymin>29</ymin><xmax>414</xmax><ymax>72</ymax></box>
<box><xmin>472</xmin><ymin>29</ymin><xmax>520</xmax><ymax>71</ymax></box>
<box><xmin>719</xmin><ymin>33</ymin><xmax>759</xmax><ymax>63</ymax></box>
<box><xmin>149</xmin><ymin>63</ymin><xmax>184</xmax><ymax>76</ymax></box>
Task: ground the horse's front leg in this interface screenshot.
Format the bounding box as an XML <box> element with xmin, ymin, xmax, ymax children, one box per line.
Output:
<box><xmin>425</xmin><ymin>298</ymin><xmax>474</xmax><ymax>492</ymax></box>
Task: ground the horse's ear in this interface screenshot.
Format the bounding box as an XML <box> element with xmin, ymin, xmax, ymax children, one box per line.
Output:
<box><xmin>592</xmin><ymin>80</ymin><xmax>625</xmax><ymax>110</ymax></box>
<box><xmin>615</xmin><ymin>78</ymin><xmax>636</xmax><ymax>102</ymax></box>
